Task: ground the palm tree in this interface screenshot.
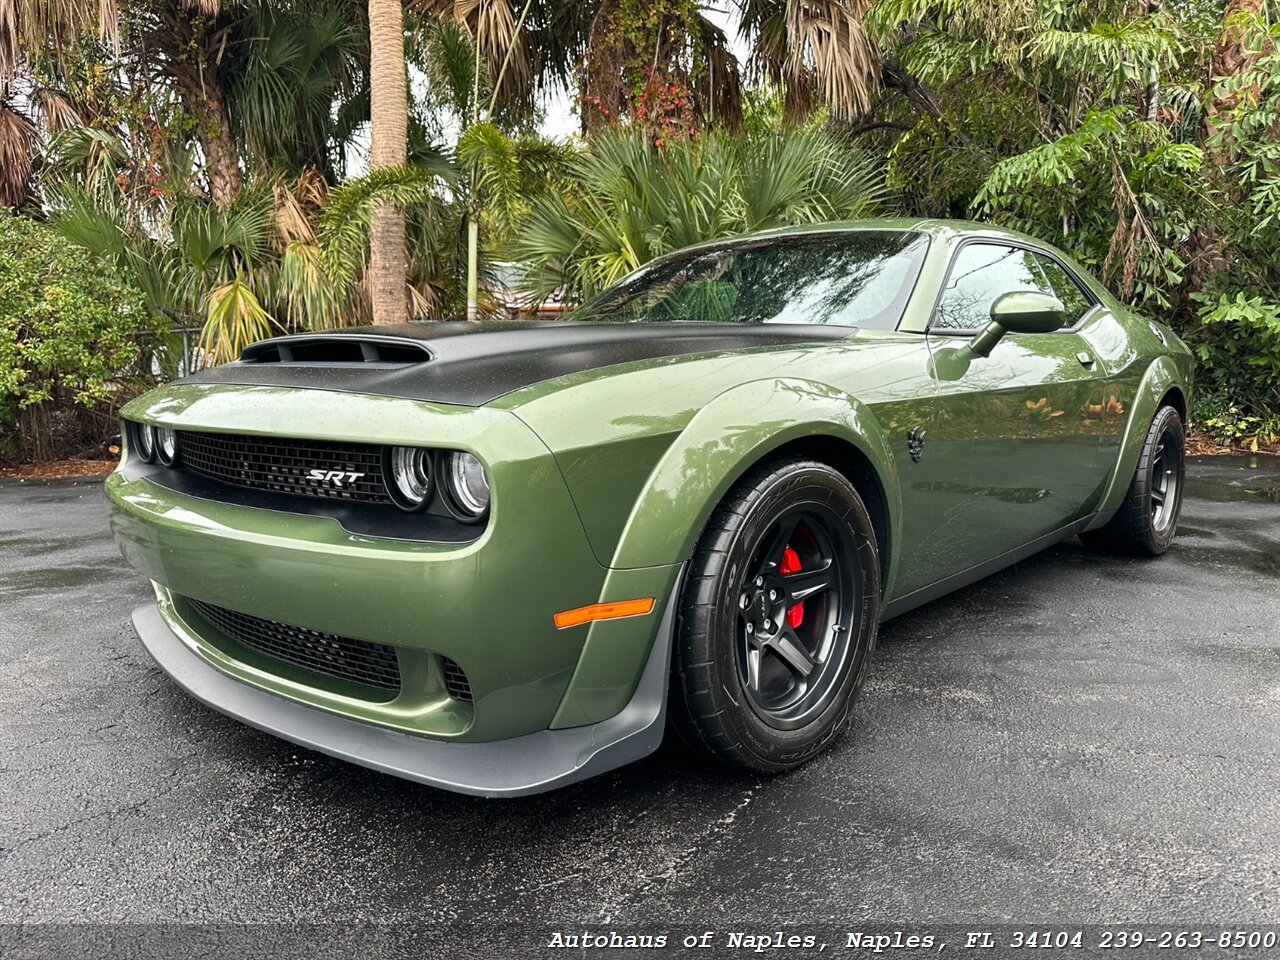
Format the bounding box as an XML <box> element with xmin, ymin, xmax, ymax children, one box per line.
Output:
<box><xmin>367</xmin><ymin>0</ymin><xmax>409</xmax><ymax>325</ymax></box>
<box><xmin>2</xmin><ymin>0</ymin><xmax>247</xmax><ymax>210</ymax></box>
<box><xmin>145</xmin><ymin>0</ymin><xmax>246</xmax><ymax>209</ymax></box>
<box><xmin>514</xmin><ymin>127</ymin><xmax>888</xmax><ymax>300</ymax></box>
<box><xmin>0</xmin><ymin>0</ymin><xmax>111</xmax><ymax>207</ymax></box>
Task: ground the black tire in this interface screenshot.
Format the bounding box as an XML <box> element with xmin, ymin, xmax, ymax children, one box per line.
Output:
<box><xmin>669</xmin><ymin>457</ymin><xmax>880</xmax><ymax>772</ymax></box>
<box><xmin>1081</xmin><ymin>405</ymin><xmax>1185</xmax><ymax>556</ymax></box>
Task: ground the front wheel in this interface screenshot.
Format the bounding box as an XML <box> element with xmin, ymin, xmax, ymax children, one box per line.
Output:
<box><xmin>669</xmin><ymin>458</ymin><xmax>880</xmax><ymax>772</ymax></box>
<box><xmin>1081</xmin><ymin>404</ymin><xmax>1185</xmax><ymax>556</ymax></box>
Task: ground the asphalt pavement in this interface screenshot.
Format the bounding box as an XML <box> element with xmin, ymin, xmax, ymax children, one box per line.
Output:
<box><xmin>2</xmin><ymin>456</ymin><xmax>1278</xmax><ymax>956</ymax></box>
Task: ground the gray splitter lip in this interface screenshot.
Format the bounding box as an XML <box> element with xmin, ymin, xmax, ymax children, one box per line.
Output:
<box><xmin>129</xmin><ymin>586</ymin><xmax>678</xmax><ymax>798</ymax></box>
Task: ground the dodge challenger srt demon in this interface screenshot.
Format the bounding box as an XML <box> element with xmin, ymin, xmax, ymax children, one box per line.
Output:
<box><xmin>106</xmin><ymin>220</ymin><xmax>1192</xmax><ymax>796</ymax></box>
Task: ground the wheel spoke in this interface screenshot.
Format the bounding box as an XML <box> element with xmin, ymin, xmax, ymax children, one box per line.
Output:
<box><xmin>733</xmin><ymin>501</ymin><xmax>860</xmax><ymax>728</ymax></box>
<box><xmin>783</xmin><ymin>562</ymin><xmax>835</xmax><ymax>603</ymax></box>
<box><xmin>772</xmin><ymin>629</ymin><xmax>815</xmax><ymax>678</ymax></box>
<box><xmin>757</xmin><ymin>516</ymin><xmax>800</xmax><ymax>578</ymax></box>
<box><xmin>745</xmin><ymin>647</ymin><xmax>762</xmax><ymax>694</ymax></box>
<box><xmin>1151</xmin><ymin>489</ymin><xmax>1165</xmax><ymax>506</ymax></box>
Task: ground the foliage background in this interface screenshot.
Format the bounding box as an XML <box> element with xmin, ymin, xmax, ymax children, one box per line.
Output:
<box><xmin>0</xmin><ymin>0</ymin><xmax>1277</xmax><ymax>459</ymax></box>
<box><xmin>0</xmin><ymin>213</ymin><xmax>155</xmax><ymax>459</ymax></box>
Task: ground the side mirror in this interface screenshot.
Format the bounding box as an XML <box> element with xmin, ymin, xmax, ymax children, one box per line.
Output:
<box><xmin>967</xmin><ymin>291</ymin><xmax>1066</xmax><ymax>358</ymax></box>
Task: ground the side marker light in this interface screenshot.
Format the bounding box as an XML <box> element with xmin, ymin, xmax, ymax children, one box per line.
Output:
<box><xmin>553</xmin><ymin>598</ymin><xmax>656</xmax><ymax>630</ymax></box>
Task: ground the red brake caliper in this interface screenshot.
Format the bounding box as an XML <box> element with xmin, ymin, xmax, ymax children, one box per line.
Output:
<box><xmin>780</xmin><ymin>546</ymin><xmax>804</xmax><ymax>629</ymax></box>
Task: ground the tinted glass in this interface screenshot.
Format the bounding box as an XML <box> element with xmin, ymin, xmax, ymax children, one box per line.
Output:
<box><xmin>573</xmin><ymin>232</ymin><xmax>929</xmax><ymax>330</ymax></box>
<box><xmin>934</xmin><ymin>242</ymin><xmax>1097</xmax><ymax>331</ymax></box>
<box><xmin>934</xmin><ymin>243</ymin><xmax>1057</xmax><ymax>331</ymax></box>
<box><xmin>1034</xmin><ymin>253</ymin><xmax>1093</xmax><ymax>325</ymax></box>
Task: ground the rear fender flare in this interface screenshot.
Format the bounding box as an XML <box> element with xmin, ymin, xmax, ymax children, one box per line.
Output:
<box><xmin>1098</xmin><ymin>356</ymin><xmax>1189</xmax><ymax>514</ymax></box>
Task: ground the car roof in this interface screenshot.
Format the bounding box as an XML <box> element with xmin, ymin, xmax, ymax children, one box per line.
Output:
<box><xmin>742</xmin><ymin>217</ymin><xmax>1048</xmax><ymax>245</ymax></box>
<box><xmin>639</xmin><ymin>218</ymin><xmax>1062</xmax><ymax>259</ymax></box>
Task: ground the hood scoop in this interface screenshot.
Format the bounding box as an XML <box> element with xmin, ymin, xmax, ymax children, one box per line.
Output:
<box><xmin>191</xmin><ymin>321</ymin><xmax>853</xmax><ymax>407</ymax></box>
<box><xmin>240</xmin><ymin>335</ymin><xmax>432</xmax><ymax>366</ymax></box>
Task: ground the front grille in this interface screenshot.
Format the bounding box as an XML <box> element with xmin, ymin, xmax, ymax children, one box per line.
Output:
<box><xmin>187</xmin><ymin>597</ymin><xmax>401</xmax><ymax>693</ymax></box>
<box><xmin>440</xmin><ymin>656</ymin><xmax>473</xmax><ymax>702</ymax></box>
<box><xmin>177</xmin><ymin>430</ymin><xmax>390</xmax><ymax>503</ymax></box>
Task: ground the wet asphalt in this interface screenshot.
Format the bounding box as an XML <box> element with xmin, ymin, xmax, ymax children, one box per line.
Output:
<box><xmin>1</xmin><ymin>456</ymin><xmax>1279</xmax><ymax>955</ymax></box>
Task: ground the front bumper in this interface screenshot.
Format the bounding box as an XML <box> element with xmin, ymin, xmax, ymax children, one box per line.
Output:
<box><xmin>131</xmin><ymin>588</ymin><xmax>677</xmax><ymax>797</ymax></box>
<box><xmin>107</xmin><ymin>384</ymin><xmax>682</xmax><ymax>746</ymax></box>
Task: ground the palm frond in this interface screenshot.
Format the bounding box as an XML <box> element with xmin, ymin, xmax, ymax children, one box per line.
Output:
<box><xmin>453</xmin><ymin>0</ymin><xmax>532</xmax><ymax>111</ymax></box>
<box><xmin>171</xmin><ymin>191</ymin><xmax>273</xmax><ymax>278</ymax></box>
<box><xmin>42</xmin><ymin>126</ymin><xmax>128</xmax><ymax>198</ymax></box>
<box><xmin>45</xmin><ymin>180</ymin><xmax>128</xmax><ymax>258</ymax></box>
<box><xmin>459</xmin><ymin>119</ymin><xmax>522</xmax><ymax>228</ymax></box>
<box><xmin>784</xmin><ymin>0</ymin><xmax>881</xmax><ymax>119</ymax></box>
<box><xmin>699</xmin><ymin>14</ymin><xmax>745</xmax><ymax>129</ymax></box>
<box><xmin>200</xmin><ymin>277</ymin><xmax>279</xmax><ymax>365</ymax></box>
<box><xmin>279</xmin><ymin>240</ymin><xmax>343</xmax><ymax>329</ymax></box>
<box><xmin>272</xmin><ymin>178</ymin><xmax>317</xmax><ymax>247</ymax></box>
<box><xmin>514</xmin><ymin>126</ymin><xmax>889</xmax><ymax>302</ymax></box>
<box><xmin>420</xmin><ymin>16</ymin><xmax>481</xmax><ymax>119</ymax></box>
<box><xmin>225</xmin><ymin>0</ymin><xmax>366</xmax><ymax>176</ymax></box>
<box><xmin>32</xmin><ymin>86</ymin><xmax>80</xmax><ymax>133</ymax></box>
<box><xmin>0</xmin><ymin>100</ymin><xmax>34</xmax><ymax>206</ymax></box>
<box><xmin>0</xmin><ymin>0</ymin><xmax>118</xmax><ymax>78</ymax></box>
<box><xmin>742</xmin><ymin>0</ymin><xmax>880</xmax><ymax>120</ymax></box>
<box><xmin>318</xmin><ymin>163</ymin><xmax>446</xmax><ymax>293</ymax></box>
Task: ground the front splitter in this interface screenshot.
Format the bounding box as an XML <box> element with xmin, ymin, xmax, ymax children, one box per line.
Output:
<box><xmin>130</xmin><ymin>586</ymin><xmax>677</xmax><ymax>798</ymax></box>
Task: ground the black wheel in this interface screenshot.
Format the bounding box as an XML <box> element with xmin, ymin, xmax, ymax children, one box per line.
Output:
<box><xmin>669</xmin><ymin>457</ymin><xmax>880</xmax><ymax>772</ymax></box>
<box><xmin>1081</xmin><ymin>405</ymin><xmax>1185</xmax><ymax>556</ymax></box>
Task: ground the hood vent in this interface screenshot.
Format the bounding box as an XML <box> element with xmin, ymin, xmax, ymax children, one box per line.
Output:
<box><xmin>240</xmin><ymin>335</ymin><xmax>432</xmax><ymax>366</ymax></box>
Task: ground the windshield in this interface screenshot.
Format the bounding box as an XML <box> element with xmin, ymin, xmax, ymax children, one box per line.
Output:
<box><xmin>573</xmin><ymin>231</ymin><xmax>928</xmax><ymax>330</ymax></box>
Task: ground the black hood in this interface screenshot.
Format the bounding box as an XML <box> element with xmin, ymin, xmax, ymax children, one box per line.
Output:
<box><xmin>181</xmin><ymin>321</ymin><xmax>854</xmax><ymax>406</ymax></box>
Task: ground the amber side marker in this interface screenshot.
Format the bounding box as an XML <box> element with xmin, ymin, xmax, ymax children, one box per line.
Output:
<box><xmin>553</xmin><ymin>597</ymin><xmax>655</xmax><ymax>630</ymax></box>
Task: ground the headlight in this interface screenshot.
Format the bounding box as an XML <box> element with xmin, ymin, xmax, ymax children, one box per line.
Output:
<box><xmin>155</xmin><ymin>426</ymin><xmax>179</xmax><ymax>466</ymax></box>
<box><xmin>133</xmin><ymin>422</ymin><xmax>156</xmax><ymax>463</ymax></box>
<box><xmin>444</xmin><ymin>451</ymin><xmax>490</xmax><ymax>519</ymax></box>
<box><xmin>386</xmin><ymin>446</ymin><xmax>432</xmax><ymax>511</ymax></box>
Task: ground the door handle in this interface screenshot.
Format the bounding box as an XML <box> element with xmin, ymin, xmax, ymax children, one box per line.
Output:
<box><xmin>1076</xmin><ymin>351</ymin><xmax>1095</xmax><ymax>369</ymax></box>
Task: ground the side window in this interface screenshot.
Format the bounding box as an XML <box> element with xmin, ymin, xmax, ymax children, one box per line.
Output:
<box><xmin>1032</xmin><ymin>253</ymin><xmax>1094</xmax><ymax>326</ymax></box>
<box><xmin>933</xmin><ymin>243</ymin><xmax>1055</xmax><ymax>331</ymax></box>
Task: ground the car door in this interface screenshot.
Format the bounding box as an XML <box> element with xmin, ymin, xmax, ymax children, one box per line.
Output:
<box><xmin>925</xmin><ymin>240</ymin><xmax>1110</xmax><ymax>565</ymax></box>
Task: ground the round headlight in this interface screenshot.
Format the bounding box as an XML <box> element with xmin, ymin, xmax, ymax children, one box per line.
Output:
<box><xmin>156</xmin><ymin>426</ymin><xmax>179</xmax><ymax>466</ymax></box>
<box><xmin>387</xmin><ymin>446</ymin><xmax>432</xmax><ymax>511</ymax></box>
<box><xmin>445</xmin><ymin>451</ymin><xmax>490</xmax><ymax>518</ymax></box>
<box><xmin>134</xmin><ymin>422</ymin><xmax>156</xmax><ymax>463</ymax></box>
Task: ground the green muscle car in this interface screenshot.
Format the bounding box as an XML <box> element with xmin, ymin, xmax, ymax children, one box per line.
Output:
<box><xmin>106</xmin><ymin>219</ymin><xmax>1193</xmax><ymax>796</ymax></box>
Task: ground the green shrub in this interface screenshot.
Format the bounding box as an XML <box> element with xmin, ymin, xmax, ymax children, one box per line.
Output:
<box><xmin>1193</xmin><ymin>294</ymin><xmax>1280</xmax><ymax>430</ymax></box>
<box><xmin>0</xmin><ymin>214</ymin><xmax>156</xmax><ymax>462</ymax></box>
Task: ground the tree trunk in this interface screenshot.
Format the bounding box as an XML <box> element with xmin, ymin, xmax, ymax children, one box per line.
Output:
<box><xmin>1203</xmin><ymin>0</ymin><xmax>1263</xmax><ymax>164</ymax></box>
<box><xmin>1141</xmin><ymin>1</ymin><xmax>1163</xmax><ymax>122</ymax></box>
<box><xmin>1187</xmin><ymin>0</ymin><xmax>1263</xmax><ymax>294</ymax></box>
<box><xmin>880</xmin><ymin>57</ymin><xmax>944</xmax><ymax>125</ymax></box>
<box><xmin>882</xmin><ymin>55</ymin><xmax>987</xmax><ymax>156</ymax></box>
<box><xmin>167</xmin><ymin>30</ymin><xmax>243</xmax><ymax>209</ymax></box>
<box><xmin>199</xmin><ymin>85</ymin><xmax>242</xmax><ymax>209</ymax></box>
<box><xmin>368</xmin><ymin>0</ymin><xmax>408</xmax><ymax>326</ymax></box>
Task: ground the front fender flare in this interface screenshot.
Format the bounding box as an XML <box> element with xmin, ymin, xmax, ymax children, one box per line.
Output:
<box><xmin>607</xmin><ymin>376</ymin><xmax>901</xmax><ymax>588</ymax></box>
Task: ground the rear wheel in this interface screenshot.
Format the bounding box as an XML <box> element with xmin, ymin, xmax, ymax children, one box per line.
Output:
<box><xmin>669</xmin><ymin>458</ymin><xmax>880</xmax><ymax>772</ymax></box>
<box><xmin>1081</xmin><ymin>405</ymin><xmax>1185</xmax><ymax>556</ymax></box>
